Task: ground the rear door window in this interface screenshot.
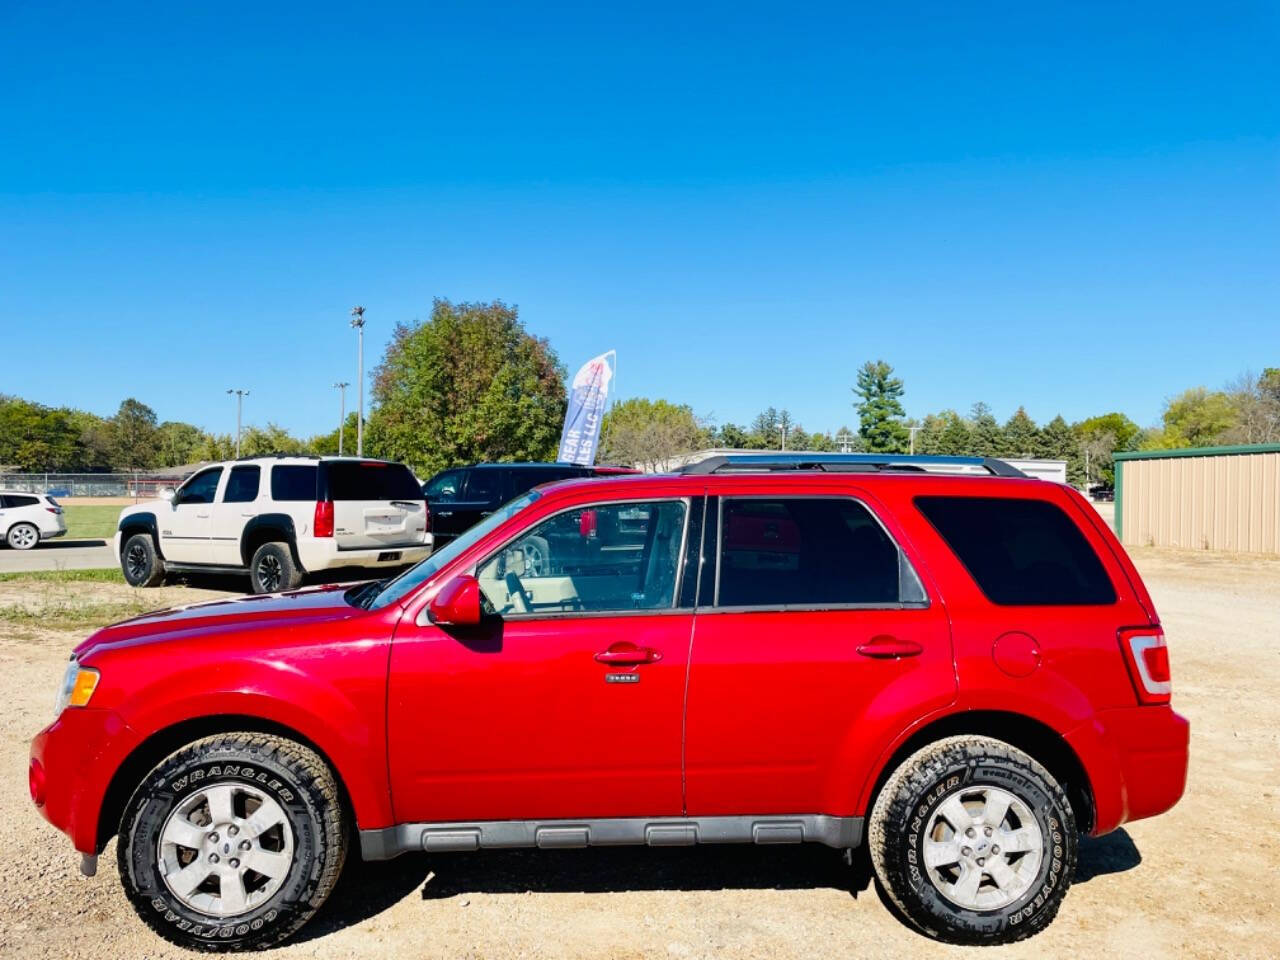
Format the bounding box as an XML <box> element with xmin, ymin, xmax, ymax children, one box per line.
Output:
<box><xmin>4</xmin><ymin>494</ymin><xmax>39</xmax><ymax>508</ymax></box>
<box><xmin>271</xmin><ymin>465</ymin><xmax>318</xmax><ymax>502</ymax></box>
<box><xmin>714</xmin><ymin>497</ymin><xmax>925</xmax><ymax>608</ymax></box>
<box><xmin>222</xmin><ymin>465</ymin><xmax>261</xmax><ymax>503</ymax></box>
<box><xmin>463</xmin><ymin>469</ymin><xmax>502</xmax><ymax>503</ymax></box>
<box><xmin>915</xmin><ymin>496</ymin><xmax>1116</xmax><ymax>605</ymax></box>
<box><xmin>325</xmin><ymin>461</ymin><xmax>421</xmax><ymax>501</ymax></box>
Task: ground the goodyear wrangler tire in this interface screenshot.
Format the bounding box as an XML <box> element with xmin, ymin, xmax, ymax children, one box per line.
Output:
<box><xmin>117</xmin><ymin>732</ymin><xmax>346</xmax><ymax>952</ymax></box>
<box><xmin>868</xmin><ymin>735</ymin><xmax>1076</xmax><ymax>945</ymax></box>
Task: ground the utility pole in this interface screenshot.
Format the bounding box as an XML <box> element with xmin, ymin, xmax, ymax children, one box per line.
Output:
<box><xmin>350</xmin><ymin>306</ymin><xmax>365</xmax><ymax>456</ymax></box>
<box><xmin>909</xmin><ymin>425</ymin><xmax>923</xmax><ymax>455</ymax></box>
<box><xmin>226</xmin><ymin>389</ymin><xmax>249</xmax><ymax>457</ymax></box>
<box><xmin>333</xmin><ymin>382</ymin><xmax>350</xmax><ymax>456</ymax></box>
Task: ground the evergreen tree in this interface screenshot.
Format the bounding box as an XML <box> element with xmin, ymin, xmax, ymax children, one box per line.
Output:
<box><xmin>1002</xmin><ymin>407</ymin><xmax>1040</xmax><ymax>458</ymax></box>
<box><xmin>969</xmin><ymin>402</ymin><xmax>1002</xmax><ymax>457</ymax></box>
<box><xmin>853</xmin><ymin>360</ymin><xmax>909</xmax><ymax>453</ymax></box>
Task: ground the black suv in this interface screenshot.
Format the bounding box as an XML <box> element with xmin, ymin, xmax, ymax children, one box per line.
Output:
<box><xmin>422</xmin><ymin>462</ymin><xmax>635</xmax><ymax>546</ymax></box>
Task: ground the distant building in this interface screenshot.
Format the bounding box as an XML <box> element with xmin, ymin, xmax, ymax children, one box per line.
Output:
<box><xmin>1115</xmin><ymin>443</ymin><xmax>1280</xmax><ymax>555</ymax></box>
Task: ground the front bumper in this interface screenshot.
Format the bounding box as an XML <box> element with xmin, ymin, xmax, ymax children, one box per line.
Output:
<box><xmin>1066</xmin><ymin>705</ymin><xmax>1189</xmax><ymax>836</ymax></box>
<box><xmin>30</xmin><ymin>707</ymin><xmax>140</xmax><ymax>855</ymax></box>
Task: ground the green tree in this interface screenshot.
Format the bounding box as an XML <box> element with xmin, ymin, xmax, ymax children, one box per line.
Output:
<box><xmin>0</xmin><ymin>397</ymin><xmax>82</xmax><ymax>471</ymax></box>
<box><xmin>598</xmin><ymin>398</ymin><xmax>706</xmax><ymax>470</ymax></box>
<box><xmin>239</xmin><ymin>423</ymin><xmax>309</xmax><ymax>457</ymax></box>
<box><xmin>711</xmin><ymin>422</ymin><xmax>750</xmax><ymax>448</ymax></box>
<box><xmin>1001</xmin><ymin>407</ymin><xmax>1040</xmax><ymax>458</ymax></box>
<box><xmin>368</xmin><ymin>299</ymin><xmax>567</xmax><ymax>476</ymax></box>
<box><xmin>748</xmin><ymin>408</ymin><xmax>782</xmax><ymax>449</ymax></box>
<box><xmin>156</xmin><ymin>421</ymin><xmax>209</xmax><ymax>467</ymax></box>
<box><xmin>1148</xmin><ymin>387</ymin><xmax>1237</xmax><ymax>448</ymax></box>
<box><xmin>969</xmin><ymin>402</ymin><xmax>1003</xmax><ymax>456</ymax></box>
<box><xmin>853</xmin><ymin>360</ymin><xmax>909</xmax><ymax>453</ymax></box>
<box><xmin>109</xmin><ymin>398</ymin><xmax>160</xmax><ymax>469</ymax></box>
<box><xmin>310</xmin><ymin>412</ymin><xmax>360</xmax><ymax>456</ymax></box>
<box><xmin>1037</xmin><ymin>415</ymin><xmax>1083</xmax><ymax>485</ymax></box>
<box><xmin>1074</xmin><ymin>411</ymin><xmax>1140</xmax><ymax>486</ymax></box>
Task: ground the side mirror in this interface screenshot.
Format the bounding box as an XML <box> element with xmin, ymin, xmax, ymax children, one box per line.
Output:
<box><xmin>427</xmin><ymin>574</ymin><xmax>482</xmax><ymax>626</ymax></box>
<box><xmin>159</xmin><ymin>487</ymin><xmax>177</xmax><ymax>504</ymax></box>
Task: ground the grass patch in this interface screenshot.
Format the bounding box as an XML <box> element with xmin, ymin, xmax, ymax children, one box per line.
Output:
<box><xmin>0</xmin><ymin>568</ymin><xmax>124</xmax><ymax>584</ymax></box>
<box><xmin>60</xmin><ymin>503</ymin><xmax>121</xmax><ymax>540</ymax></box>
<box><xmin>0</xmin><ymin>598</ymin><xmax>153</xmax><ymax>630</ymax></box>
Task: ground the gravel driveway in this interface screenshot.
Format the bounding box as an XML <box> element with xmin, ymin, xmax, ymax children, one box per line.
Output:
<box><xmin>2</xmin><ymin>549</ymin><xmax>1277</xmax><ymax>959</ymax></box>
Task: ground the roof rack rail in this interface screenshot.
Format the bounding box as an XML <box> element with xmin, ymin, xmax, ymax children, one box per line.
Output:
<box><xmin>678</xmin><ymin>453</ymin><xmax>1029</xmax><ymax>479</ymax></box>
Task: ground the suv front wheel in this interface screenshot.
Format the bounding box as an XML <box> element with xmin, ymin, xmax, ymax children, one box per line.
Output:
<box><xmin>868</xmin><ymin>735</ymin><xmax>1077</xmax><ymax>945</ymax></box>
<box><xmin>121</xmin><ymin>533</ymin><xmax>166</xmax><ymax>587</ymax></box>
<box><xmin>249</xmin><ymin>542</ymin><xmax>302</xmax><ymax>594</ymax></box>
<box><xmin>117</xmin><ymin>732</ymin><xmax>346</xmax><ymax>951</ymax></box>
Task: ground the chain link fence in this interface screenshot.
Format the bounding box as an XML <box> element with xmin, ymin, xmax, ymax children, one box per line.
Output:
<box><xmin>0</xmin><ymin>471</ymin><xmax>197</xmax><ymax>498</ymax></box>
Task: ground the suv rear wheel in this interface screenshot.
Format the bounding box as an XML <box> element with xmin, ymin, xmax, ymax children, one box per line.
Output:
<box><xmin>868</xmin><ymin>735</ymin><xmax>1077</xmax><ymax>945</ymax></box>
<box><xmin>121</xmin><ymin>533</ymin><xmax>166</xmax><ymax>587</ymax></box>
<box><xmin>249</xmin><ymin>542</ymin><xmax>302</xmax><ymax>594</ymax></box>
<box><xmin>7</xmin><ymin>522</ymin><xmax>39</xmax><ymax>550</ymax></box>
<box><xmin>117</xmin><ymin>732</ymin><xmax>346</xmax><ymax>952</ymax></box>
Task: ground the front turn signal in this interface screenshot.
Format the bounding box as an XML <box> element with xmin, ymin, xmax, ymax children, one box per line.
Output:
<box><xmin>55</xmin><ymin>662</ymin><xmax>100</xmax><ymax>715</ymax></box>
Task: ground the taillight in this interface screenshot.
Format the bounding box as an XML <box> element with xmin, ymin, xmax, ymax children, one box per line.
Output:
<box><xmin>579</xmin><ymin>509</ymin><xmax>598</xmax><ymax>539</ymax></box>
<box><xmin>1119</xmin><ymin>628</ymin><xmax>1171</xmax><ymax>704</ymax></box>
<box><xmin>314</xmin><ymin>500</ymin><xmax>334</xmax><ymax>538</ymax></box>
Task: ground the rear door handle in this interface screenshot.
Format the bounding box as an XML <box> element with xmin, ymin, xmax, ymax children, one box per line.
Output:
<box><xmin>595</xmin><ymin>643</ymin><xmax>663</xmax><ymax>666</ymax></box>
<box><xmin>856</xmin><ymin>635</ymin><xmax>924</xmax><ymax>659</ymax></box>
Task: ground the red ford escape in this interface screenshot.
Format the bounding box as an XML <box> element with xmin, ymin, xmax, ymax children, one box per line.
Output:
<box><xmin>29</xmin><ymin>454</ymin><xmax>1188</xmax><ymax>950</ymax></box>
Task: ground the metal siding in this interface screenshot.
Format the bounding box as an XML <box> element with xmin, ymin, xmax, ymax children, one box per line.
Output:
<box><xmin>1118</xmin><ymin>451</ymin><xmax>1280</xmax><ymax>555</ymax></box>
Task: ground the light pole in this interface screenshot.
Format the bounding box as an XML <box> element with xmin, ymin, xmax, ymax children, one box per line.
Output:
<box><xmin>333</xmin><ymin>382</ymin><xmax>349</xmax><ymax>456</ymax></box>
<box><xmin>908</xmin><ymin>425</ymin><xmax>923</xmax><ymax>455</ymax></box>
<box><xmin>226</xmin><ymin>389</ymin><xmax>249</xmax><ymax>457</ymax></box>
<box><xmin>350</xmin><ymin>306</ymin><xmax>365</xmax><ymax>456</ymax></box>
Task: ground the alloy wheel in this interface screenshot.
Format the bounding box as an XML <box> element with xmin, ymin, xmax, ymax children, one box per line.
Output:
<box><xmin>922</xmin><ymin>785</ymin><xmax>1044</xmax><ymax>910</ymax></box>
<box><xmin>157</xmin><ymin>782</ymin><xmax>295</xmax><ymax>918</ymax></box>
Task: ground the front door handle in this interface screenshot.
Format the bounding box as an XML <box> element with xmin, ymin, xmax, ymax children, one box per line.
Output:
<box><xmin>856</xmin><ymin>635</ymin><xmax>924</xmax><ymax>659</ymax></box>
<box><xmin>595</xmin><ymin>643</ymin><xmax>663</xmax><ymax>666</ymax></box>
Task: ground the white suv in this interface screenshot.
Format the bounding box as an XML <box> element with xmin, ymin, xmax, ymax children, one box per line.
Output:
<box><xmin>0</xmin><ymin>491</ymin><xmax>67</xmax><ymax>549</ymax></box>
<box><xmin>114</xmin><ymin>456</ymin><xmax>432</xmax><ymax>593</ymax></box>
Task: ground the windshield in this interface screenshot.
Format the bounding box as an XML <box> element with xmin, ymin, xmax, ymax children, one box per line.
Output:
<box><xmin>365</xmin><ymin>490</ymin><xmax>542</xmax><ymax>610</ymax></box>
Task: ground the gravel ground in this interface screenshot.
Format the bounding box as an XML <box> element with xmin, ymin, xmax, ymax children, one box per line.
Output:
<box><xmin>3</xmin><ymin>548</ymin><xmax>1278</xmax><ymax>959</ymax></box>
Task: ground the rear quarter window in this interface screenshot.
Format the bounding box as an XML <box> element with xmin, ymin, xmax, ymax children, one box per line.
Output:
<box><xmin>271</xmin><ymin>465</ymin><xmax>319</xmax><ymax>501</ymax></box>
<box><xmin>325</xmin><ymin>461</ymin><xmax>422</xmax><ymax>501</ymax></box>
<box><xmin>915</xmin><ymin>495</ymin><xmax>1116</xmax><ymax>606</ymax></box>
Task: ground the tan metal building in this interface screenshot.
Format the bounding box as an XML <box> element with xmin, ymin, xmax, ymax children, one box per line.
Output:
<box><xmin>1115</xmin><ymin>444</ymin><xmax>1280</xmax><ymax>554</ymax></box>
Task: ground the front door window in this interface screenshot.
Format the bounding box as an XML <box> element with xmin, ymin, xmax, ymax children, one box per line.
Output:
<box><xmin>477</xmin><ymin>500</ymin><xmax>688</xmax><ymax>616</ymax></box>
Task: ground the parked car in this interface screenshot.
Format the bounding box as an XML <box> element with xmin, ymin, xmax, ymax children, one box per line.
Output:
<box><xmin>0</xmin><ymin>491</ymin><xmax>67</xmax><ymax>549</ymax></box>
<box><xmin>422</xmin><ymin>461</ymin><xmax>636</xmax><ymax>548</ymax></box>
<box><xmin>31</xmin><ymin>454</ymin><xmax>1187</xmax><ymax>950</ymax></box>
<box><xmin>114</xmin><ymin>456</ymin><xmax>431</xmax><ymax>593</ymax></box>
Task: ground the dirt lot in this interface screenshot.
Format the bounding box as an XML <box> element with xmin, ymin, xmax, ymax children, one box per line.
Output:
<box><xmin>2</xmin><ymin>550</ymin><xmax>1278</xmax><ymax>960</ymax></box>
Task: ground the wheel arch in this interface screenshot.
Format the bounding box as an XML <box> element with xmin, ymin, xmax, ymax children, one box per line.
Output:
<box><xmin>118</xmin><ymin>512</ymin><xmax>163</xmax><ymax>559</ymax></box>
<box><xmin>240</xmin><ymin>515</ymin><xmax>301</xmax><ymax>568</ymax></box>
<box><xmin>96</xmin><ymin>713</ymin><xmax>354</xmax><ymax>853</ymax></box>
<box><xmin>861</xmin><ymin>709</ymin><xmax>1096</xmax><ymax>834</ymax></box>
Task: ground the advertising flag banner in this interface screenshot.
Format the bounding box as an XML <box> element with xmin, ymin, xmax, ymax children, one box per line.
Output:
<box><xmin>557</xmin><ymin>351</ymin><xmax>615</xmax><ymax>465</ymax></box>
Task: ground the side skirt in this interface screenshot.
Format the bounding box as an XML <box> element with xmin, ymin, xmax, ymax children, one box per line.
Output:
<box><xmin>359</xmin><ymin>814</ymin><xmax>863</xmax><ymax>860</ymax></box>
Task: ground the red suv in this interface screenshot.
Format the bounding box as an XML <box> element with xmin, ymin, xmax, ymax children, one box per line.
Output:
<box><xmin>29</xmin><ymin>454</ymin><xmax>1188</xmax><ymax>950</ymax></box>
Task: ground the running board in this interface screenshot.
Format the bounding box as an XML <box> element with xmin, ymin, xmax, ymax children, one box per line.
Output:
<box><xmin>359</xmin><ymin>815</ymin><xmax>863</xmax><ymax>860</ymax></box>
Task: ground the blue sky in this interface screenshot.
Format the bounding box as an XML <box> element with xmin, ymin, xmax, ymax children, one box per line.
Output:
<box><xmin>2</xmin><ymin>1</ymin><xmax>1277</xmax><ymax>438</ymax></box>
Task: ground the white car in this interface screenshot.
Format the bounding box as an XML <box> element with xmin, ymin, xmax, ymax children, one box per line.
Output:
<box><xmin>0</xmin><ymin>491</ymin><xmax>67</xmax><ymax>550</ymax></box>
<box><xmin>114</xmin><ymin>456</ymin><xmax>432</xmax><ymax>593</ymax></box>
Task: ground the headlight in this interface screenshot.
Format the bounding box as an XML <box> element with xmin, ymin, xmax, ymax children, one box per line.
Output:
<box><xmin>54</xmin><ymin>660</ymin><xmax>100</xmax><ymax>716</ymax></box>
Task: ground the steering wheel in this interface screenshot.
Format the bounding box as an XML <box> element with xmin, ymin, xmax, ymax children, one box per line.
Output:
<box><xmin>503</xmin><ymin>571</ymin><xmax>532</xmax><ymax>614</ymax></box>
